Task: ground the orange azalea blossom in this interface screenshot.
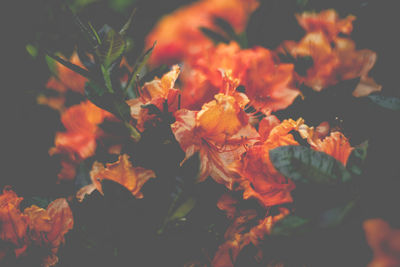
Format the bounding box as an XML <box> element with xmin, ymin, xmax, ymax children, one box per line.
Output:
<box><xmin>296</xmin><ymin>9</ymin><xmax>355</xmax><ymax>41</ymax></box>
<box><xmin>239</xmin><ymin>116</ymin><xmax>353</xmax><ymax>208</ymax></box>
<box><xmin>76</xmin><ymin>154</ymin><xmax>156</xmax><ymax>201</ymax></box>
<box><xmin>213</xmin><ymin>194</ymin><xmax>290</xmax><ymax>267</ymax></box>
<box><xmin>181</xmin><ymin>42</ymin><xmax>299</xmax><ymax>113</ymax></box>
<box><xmin>46</xmin><ymin>51</ymin><xmax>87</xmax><ymax>94</ymax></box>
<box><xmin>49</xmin><ymin>101</ymin><xmax>114</xmax><ymax>180</ymax></box>
<box><xmin>0</xmin><ymin>189</ymin><xmax>73</xmax><ymax>266</ymax></box>
<box><xmin>172</xmin><ymin>93</ymin><xmax>259</xmax><ymax>189</ymax></box>
<box><xmin>146</xmin><ymin>0</ymin><xmax>258</xmax><ymax>65</ymax></box>
<box><xmin>24</xmin><ymin>199</ymin><xmax>73</xmax><ymax>267</ymax></box>
<box><xmin>239</xmin><ymin>117</ymin><xmax>302</xmax><ymax>207</ymax></box>
<box><xmin>364</xmin><ymin>218</ymin><xmax>400</xmax><ymax>267</ymax></box>
<box><xmin>126</xmin><ymin>65</ymin><xmax>181</xmax><ymax>131</ymax></box>
<box><xmin>0</xmin><ymin>187</ymin><xmax>28</xmax><ymax>255</ymax></box>
<box><xmin>279</xmin><ymin>10</ymin><xmax>381</xmax><ymax>94</ymax></box>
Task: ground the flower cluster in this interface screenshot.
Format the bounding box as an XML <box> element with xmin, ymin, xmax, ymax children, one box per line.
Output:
<box><xmin>0</xmin><ymin>188</ymin><xmax>73</xmax><ymax>266</ymax></box>
<box><xmin>2</xmin><ymin>0</ymin><xmax>396</xmax><ymax>266</ymax></box>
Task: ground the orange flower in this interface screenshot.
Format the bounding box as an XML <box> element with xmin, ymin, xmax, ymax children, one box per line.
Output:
<box><xmin>77</xmin><ymin>154</ymin><xmax>156</xmax><ymax>201</ymax></box>
<box><xmin>298</xmin><ymin>123</ymin><xmax>353</xmax><ymax>166</ymax></box>
<box><xmin>46</xmin><ymin>52</ymin><xmax>87</xmax><ymax>94</ymax></box>
<box><xmin>213</xmin><ymin>193</ymin><xmax>290</xmax><ymax>267</ymax></box>
<box><xmin>279</xmin><ymin>10</ymin><xmax>380</xmax><ymax>94</ymax></box>
<box><xmin>127</xmin><ymin>65</ymin><xmax>181</xmax><ymax>131</ymax></box>
<box><xmin>172</xmin><ymin>93</ymin><xmax>258</xmax><ymax>189</ymax></box>
<box><xmin>240</xmin><ymin>46</ymin><xmax>299</xmax><ymax>113</ymax></box>
<box><xmin>240</xmin><ymin>117</ymin><xmax>302</xmax><ymax>207</ymax></box>
<box><xmin>0</xmin><ymin>187</ymin><xmax>28</xmax><ymax>251</ymax></box>
<box><xmin>49</xmin><ymin>101</ymin><xmax>113</xmax><ymax>180</ymax></box>
<box><xmin>181</xmin><ymin>42</ymin><xmax>299</xmax><ymax>113</ymax></box>
<box><xmin>239</xmin><ymin>116</ymin><xmax>353</xmax><ymax>208</ymax></box>
<box><xmin>24</xmin><ymin>198</ymin><xmax>73</xmax><ymax>267</ymax></box>
<box><xmin>296</xmin><ymin>9</ymin><xmax>355</xmax><ymax>41</ymax></box>
<box><xmin>364</xmin><ymin>218</ymin><xmax>400</xmax><ymax>267</ymax></box>
<box><xmin>146</xmin><ymin>0</ymin><xmax>258</xmax><ymax>65</ymax></box>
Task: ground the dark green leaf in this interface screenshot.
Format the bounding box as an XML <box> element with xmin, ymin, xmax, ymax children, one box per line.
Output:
<box><xmin>214</xmin><ymin>17</ymin><xmax>237</xmax><ymax>39</ymax></box>
<box><xmin>46</xmin><ymin>51</ymin><xmax>91</xmax><ymax>79</ymax></box>
<box><xmin>199</xmin><ymin>27</ymin><xmax>230</xmax><ymax>45</ymax></box>
<box><xmin>167</xmin><ymin>197</ymin><xmax>196</xmax><ymax>223</ymax></box>
<box><xmin>125</xmin><ymin>42</ymin><xmax>156</xmax><ymax>95</ymax></box>
<box><xmin>346</xmin><ymin>141</ymin><xmax>368</xmax><ymax>176</ymax></box>
<box><xmin>119</xmin><ymin>8</ymin><xmax>137</xmax><ymax>36</ymax></box>
<box><xmin>271</xmin><ymin>215</ymin><xmax>310</xmax><ymax>236</ymax></box>
<box><xmin>85</xmin><ymin>81</ymin><xmax>131</xmax><ymax>122</ymax></box>
<box><xmin>269</xmin><ymin>145</ymin><xmax>352</xmax><ymax>185</ymax></box>
<box><xmin>213</xmin><ymin>17</ymin><xmax>248</xmax><ymax>48</ymax></box>
<box><xmin>96</xmin><ymin>25</ymin><xmax>126</xmax><ymax>68</ymax></box>
<box><xmin>70</xmin><ymin>10</ymin><xmax>99</xmax><ymax>48</ymax></box>
<box><xmin>367</xmin><ymin>94</ymin><xmax>400</xmax><ymax>111</ymax></box>
<box><xmin>317</xmin><ymin>201</ymin><xmax>355</xmax><ymax>228</ymax></box>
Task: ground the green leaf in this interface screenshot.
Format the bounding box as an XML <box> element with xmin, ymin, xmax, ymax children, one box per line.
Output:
<box><xmin>167</xmin><ymin>197</ymin><xmax>196</xmax><ymax>223</ymax></box>
<box><xmin>109</xmin><ymin>0</ymin><xmax>137</xmax><ymax>13</ymax></box>
<box><xmin>367</xmin><ymin>94</ymin><xmax>400</xmax><ymax>111</ymax></box>
<box><xmin>269</xmin><ymin>145</ymin><xmax>352</xmax><ymax>185</ymax></box>
<box><xmin>96</xmin><ymin>25</ymin><xmax>126</xmax><ymax>68</ymax></box>
<box><xmin>317</xmin><ymin>201</ymin><xmax>355</xmax><ymax>228</ymax></box>
<box><xmin>199</xmin><ymin>27</ymin><xmax>230</xmax><ymax>45</ymax></box>
<box><xmin>214</xmin><ymin>17</ymin><xmax>237</xmax><ymax>40</ymax></box>
<box><xmin>85</xmin><ymin>81</ymin><xmax>130</xmax><ymax>121</ymax></box>
<box><xmin>119</xmin><ymin>8</ymin><xmax>136</xmax><ymax>36</ymax></box>
<box><xmin>271</xmin><ymin>215</ymin><xmax>310</xmax><ymax>236</ymax></box>
<box><xmin>26</xmin><ymin>44</ymin><xmax>38</xmax><ymax>58</ymax></box>
<box><xmin>125</xmin><ymin>42</ymin><xmax>156</xmax><ymax>95</ymax></box>
<box><xmin>346</xmin><ymin>141</ymin><xmax>368</xmax><ymax>176</ymax></box>
<box><xmin>213</xmin><ymin>17</ymin><xmax>248</xmax><ymax>48</ymax></box>
<box><xmin>46</xmin><ymin>51</ymin><xmax>91</xmax><ymax>79</ymax></box>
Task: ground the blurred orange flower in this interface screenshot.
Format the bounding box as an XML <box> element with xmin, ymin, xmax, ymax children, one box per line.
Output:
<box><xmin>49</xmin><ymin>101</ymin><xmax>114</xmax><ymax>180</ymax></box>
<box><xmin>146</xmin><ymin>0</ymin><xmax>258</xmax><ymax>65</ymax></box>
<box><xmin>46</xmin><ymin>52</ymin><xmax>87</xmax><ymax>94</ymax></box>
<box><xmin>127</xmin><ymin>65</ymin><xmax>181</xmax><ymax>131</ymax></box>
<box><xmin>279</xmin><ymin>10</ymin><xmax>380</xmax><ymax>94</ymax></box>
<box><xmin>181</xmin><ymin>42</ymin><xmax>299</xmax><ymax>113</ymax></box>
<box><xmin>296</xmin><ymin>9</ymin><xmax>355</xmax><ymax>41</ymax></box>
<box><xmin>77</xmin><ymin>154</ymin><xmax>156</xmax><ymax>201</ymax></box>
<box><xmin>364</xmin><ymin>218</ymin><xmax>400</xmax><ymax>267</ymax></box>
